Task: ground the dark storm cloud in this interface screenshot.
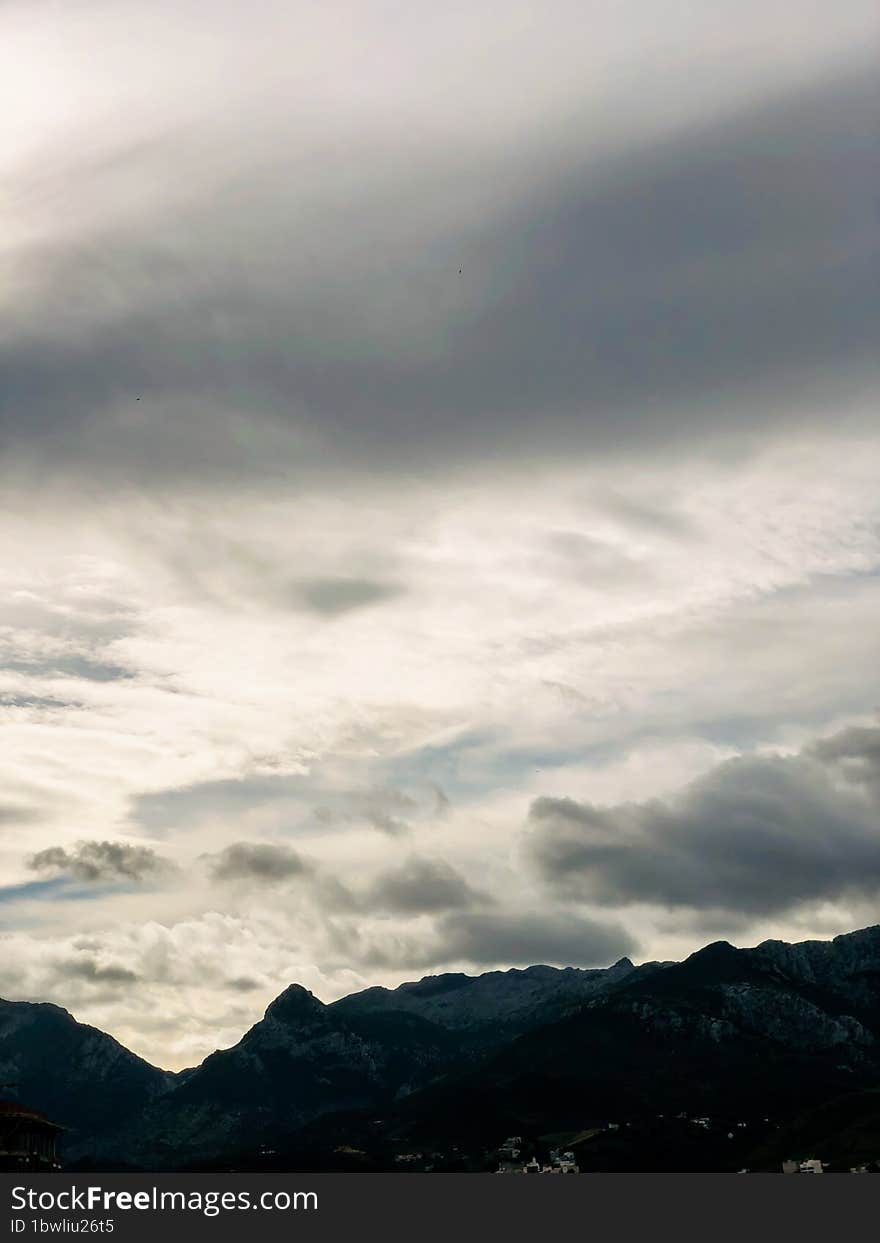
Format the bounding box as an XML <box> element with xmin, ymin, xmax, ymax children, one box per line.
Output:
<box><xmin>367</xmin><ymin>855</ymin><xmax>487</xmax><ymax>913</ymax></box>
<box><xmin>527</xmin><ymin>727</ymin><xmax>880</xmax><ymax>916</ymax></box>
<box><xmin>28</xmin><ymin>840</ymin><xmax>173</xmax><ymax>884</ymax></box>
<box><xmin>205</xmin><ymin>841</ymin><xmax>312</xmax><ymax>884</ymax></box>
<box><xmin>295</xmin><ymin>577</ymin><xmax>404</xmax><ymax>616</ymax></box>
<box><xmin>427</xmin><ymin>909</ymin><xmax>637</xmax><ymax>967</ymax></box>
<box><xmin>2</xmin><ymin>66</ymin><xmax>877</xmax><ymax>486</ymax></box>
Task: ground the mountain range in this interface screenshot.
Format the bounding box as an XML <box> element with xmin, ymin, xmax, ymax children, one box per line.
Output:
<box><xmin>3</xmin><ymin>924</ymin><xmax>880</xmax><ymax>1171</ymax></box>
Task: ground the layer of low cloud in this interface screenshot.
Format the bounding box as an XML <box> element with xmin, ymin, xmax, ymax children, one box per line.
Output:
<box><xmin>426</xmin><ymin>909</ymin><xmax>637</xmax><ymax>968</ymax></box>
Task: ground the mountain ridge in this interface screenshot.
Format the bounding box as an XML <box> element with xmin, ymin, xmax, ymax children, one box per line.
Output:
<box><xmin>3</xmin><ymin>922</ymin><xmax>880</xmax><ymax>1169</ymax></box>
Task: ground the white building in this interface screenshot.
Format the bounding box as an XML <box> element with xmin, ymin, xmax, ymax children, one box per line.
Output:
<box><xmin>782</xmin><ymin>1158</ymin><xmax>826</xmax><ymax>1173</ymax></box>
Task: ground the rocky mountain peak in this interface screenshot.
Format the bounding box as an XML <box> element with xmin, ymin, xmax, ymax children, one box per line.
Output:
<box><xmin>675</xmin><ymin>940</ymin><xmax>742</xmax><ymax>981</ymax></box>
<box><xmin>263</xmin><ymin>984</ymin><xmax>326</xmax><ymax>1025</ymax></box>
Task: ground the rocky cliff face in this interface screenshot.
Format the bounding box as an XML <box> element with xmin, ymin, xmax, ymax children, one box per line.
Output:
<box><xmin>600</xmin><ymin>932</ymin><xmax>880</xmax><ymax>1073</ymax></box>
<box><xmin>752</xmin><ymin>927</ymin><xmax>880</xmax><ymax>1023</ymax></box>
<box><xmin>390</xmin><ymin>927</ymin><xmax>880</xmax><ymax>1145</ymax></box>
<box><xmin>754</xmin><ymin>926</ymin><xmax>880</xmax><ymax>981</ymax></box>
<box><xmin>330</xmin><ymin>956</ymin><xmax>649</xmax><ymax>1039</ymax></box>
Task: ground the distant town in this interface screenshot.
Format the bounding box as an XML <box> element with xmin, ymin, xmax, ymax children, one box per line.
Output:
<box><xmin>323</xmin><ymin>1114</ymin><xmax>880</xmax><ymax>1175</ymax></box>
<box><xmin>2</xmin><ymin>1092</ymin><xmax>879</xmax><ymax>1174</ymax></box>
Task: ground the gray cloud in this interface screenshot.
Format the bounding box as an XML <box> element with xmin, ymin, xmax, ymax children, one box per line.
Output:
<box><xmin>428</xmin><ymin>909</ymin><xmax>637</xmax><ymax>967</ymax></box>
<box><xmin>202</xmin><ymin>839</ymin><xmax>358</xmax><ymax>909</ymax></box>
<box><xmin>0</xmin><ymin>804</ymin><xmax>43</xmax><ymax>826</ymax></box>
<box><xmin>1</xmin><ymin>656</ymin><xmax>133</xmax><ymax>683</ymax></box>
<box><xmin>430</xmin><ymin>784</ymin><xmax>451</xmax><ymax>818</ymax></box>
<box><xmin>2</xmin><ymin>65</ymin><xmax>877</xmax><ymax>489</ymax></box>
<box><xmin>808</xmin><ymin>725</ymin><xmax>880</xmax><ymax>796</ymax></box>
<box><xmin>0</xmin><ymin>695</ymin><xmax>79</xmax><ymax>711</ymax></box>
<box><xmin>316</xmin><ymin>786</ymin><xmax>421</xmax><ymax>837</ymax></box>
<box><xmin>132</xmin><ymin>774</ymin><xmax>301</xmax><ymax>833</ymax></box>
<box><xmin>225</xmin><ymin>976</ymin><xmax>262</xmax><ymax>993</ymax></box>
<box><xmin>367</xmin><ymin>855</ymin><xmax>487</xmax><ymax>914</ymax></box>
<box><xmin>528</xmin><ymin>726</ymin><xmax>880</xmax><ymax>916</ymax></box>
<box><xmin>357</xmin><ymin>787</ymin><xmax>418</xmax><ymax>837</ymax></box>
<box><xmin>296</xmin><ymin>577</ymin><xmax>403</xmax><ymax>616</ymax></box>
<box><xmin>330</xmin><ymin>904</ymin><xmax>636</xmax><ymax>972</ymax></box>
<box><xmin>133</xmin><ymin>774</ymin><xmax>424</xmax><ymax>839</ymax></box>
<box><xmin>51</xmin><ymin>957</ymin><xmax>140</xmax><ymax>987</ymax></box>
<box><xmin>205</xmin><ymin>841</ymin><xmax>312</xmax><ymax>885</ymax></box>
<box><xmin>29</xmin><ymin>840</ymin><xmax>173</xmax><ymax>884</ymax></box>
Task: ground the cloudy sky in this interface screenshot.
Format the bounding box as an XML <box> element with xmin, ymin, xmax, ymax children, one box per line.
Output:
<box><xmin>1</xmin><ymin>1</ymin><xmax>879</xmax><ymax>1069</ymax></box>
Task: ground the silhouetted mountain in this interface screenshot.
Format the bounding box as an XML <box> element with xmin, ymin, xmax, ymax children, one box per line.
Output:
<box><xmin>103</xmin><ymin>960</ymin><xmax>659</xmax><ymax>1166</ymax></box>
<box><xmin>100</xmin><ymin>983</ymin><xmax>463</xmax><ymax>1167</ymax></box>
<box><xmin>0</xmin><ymin>998</ymin><xmax>174</xmax><ymax>1159</ymax></box>
<box><xmin>12</xmin><ymin>923</ymin><xmax>880</xmax><ymax>1170</ymax></box>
